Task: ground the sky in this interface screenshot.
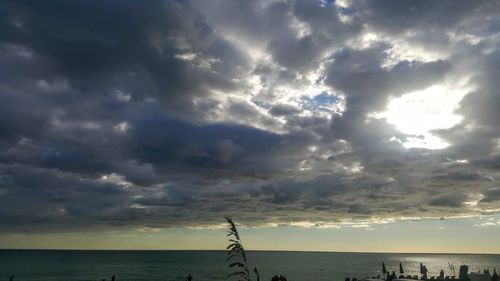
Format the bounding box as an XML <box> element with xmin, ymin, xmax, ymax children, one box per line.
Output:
<box><xmin>1</xmin><ymin>0</ymin><xmax>500</xmax><ymax>253</ymax></box>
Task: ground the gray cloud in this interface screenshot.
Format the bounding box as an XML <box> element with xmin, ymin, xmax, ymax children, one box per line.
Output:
<box><xmin>1</xmin><ymin>0</ymin><xmax>500</xmax><ymax>233</ymax></box>
<box><xmin>481</xmin><ymin>188</ymin><xmax>500</xmax><ymax>203</ymax></box>
<box><xmin>429</xmin><ymin>193</ymin><xmax>469</xmax><ymax>208</ymax></box>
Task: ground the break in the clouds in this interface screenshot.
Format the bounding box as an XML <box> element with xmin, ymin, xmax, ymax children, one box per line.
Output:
<box><xmin>1</xmin><ymin>0</ymin><xmax>500</xmax><ymax>234</ymax></box>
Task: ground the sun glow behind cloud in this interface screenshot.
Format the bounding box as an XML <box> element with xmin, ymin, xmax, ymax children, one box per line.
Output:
<box><xmin>372</xmin><ymin>84</ymin><xmax>471</xmax><ymax>150</ymax></box>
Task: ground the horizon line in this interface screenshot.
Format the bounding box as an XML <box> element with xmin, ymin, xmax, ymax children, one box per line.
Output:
<box><xmin>1</xmin><ymin>248</ymin><xmax>499</xmax><ymax>255</ymax></box>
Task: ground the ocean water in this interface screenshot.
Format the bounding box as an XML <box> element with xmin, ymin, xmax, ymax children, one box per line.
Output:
<box><xmin>1</xmin><ymin>250</ymin><xmax>500</xmax><ymax>281</ymax></box>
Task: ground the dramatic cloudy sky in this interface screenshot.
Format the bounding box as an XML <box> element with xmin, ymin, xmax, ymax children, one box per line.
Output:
<box><xmin>1</xmin><ymin>0</ymin><xmax>500</xmax><ymax>252</ymax></box>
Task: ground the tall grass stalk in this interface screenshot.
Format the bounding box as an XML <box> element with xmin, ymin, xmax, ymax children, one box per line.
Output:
<box><xmin>225</xmin><ymin>217</ymin><xmax>259</xmax><ymax>281</ymax></box>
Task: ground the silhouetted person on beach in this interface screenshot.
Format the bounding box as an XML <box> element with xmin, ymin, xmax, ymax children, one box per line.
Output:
<box><xmin>421</xmin><ymin>265</ymin><xmax>429</xmax><ymax>280</ymax></box>
<box><xmin>111</xmin><ymin>275</ymin><xmax>116</xmax><ymax>281</ymax></box>
<box><xmin>440</xmin><ymin>270</ymin><xmax>445</xmax><ymax>279</ymax></box>
<box><xmin>9</xmin><ymin>275</ymin><xmax>14</xmax><ymax>281</ymax></box>
<box><xmin>459</xmin><ymin>265</ymin><xmax>469</xmax><ymax>280</ymax></box>
<box><xmin>186</xmin><ymin>274</ymin><xmax>193</xmax><ymax>281</ymax></box>
<box><xmin>492</xmin><ymin>269</ymin><xmax>498</xmax><ymax>281</ymax></box>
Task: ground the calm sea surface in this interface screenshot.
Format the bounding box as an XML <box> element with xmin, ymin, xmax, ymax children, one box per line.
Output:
<box><xmin>1</xmin><ymin>250</ymin><xmax>500</xmax><ymax>281</ymax></box>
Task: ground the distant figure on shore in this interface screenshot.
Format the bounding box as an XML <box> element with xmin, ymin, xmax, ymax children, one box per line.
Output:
<box><xmin>492</xmin><ymin>268</ymin><xmax>498</xmax><ymax>281</ymax></box>
<box><xmin>459</xmin><ymin>265</ymin><xmax>469</xmax><ymax>280</ymax></box>
<box><xmin>440</xmin><ymin>270</ymin><xmax>445</xmax><ymax>279</ymax></box>
<box><xmin>186</xmin><ymin>274</ymin><xmax>193</xmax><ymax>281</ymax></box>
<box><xmin>9</xmin><ymin>275</ymin><xmax>14</xmax><ymax>281</ymax></box>
<box><xmin>420</xmin><ymin>264</ymin><xmax>428</xmax><ymax>280</ymax></box>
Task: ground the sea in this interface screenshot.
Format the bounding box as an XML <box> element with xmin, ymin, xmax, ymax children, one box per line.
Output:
<box><xmin>1</xmin><ymin>250</ymin><xmax>500</xmax><ymax>281</ymax></box>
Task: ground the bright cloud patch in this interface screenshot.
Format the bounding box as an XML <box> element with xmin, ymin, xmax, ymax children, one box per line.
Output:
<box><xmin>373</xmin><ymin>85</ymin><xmax>470</xmax><ymax>149</ymax></box>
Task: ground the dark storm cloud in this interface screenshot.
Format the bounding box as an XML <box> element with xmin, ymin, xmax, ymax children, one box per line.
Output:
<box><xmin>348</xmin><ymin>0</ymin><xmax>492</xmax><ymax>35</ymax></box>
<box><xmin>428</xmin><ymin>193</ymin><xmax>469</xmax><ymax>208</ymax></box>
<box><xmin>347</xmin><ymin>204</ymin><xmax>372</xmax><ymax>215</ymax></box>
<box><xmin>480</xmin><ymin>188</ymin><xmax>500</xmax><ymax>203</ymax></box>
<box><xmin>0</xmin><ymin>0</ymin><xmax>247</xmax><ymax>115</ymax></box>
<box><xmin>0</xmin><ymin>163</ymin><xmax>134</xmax><ymax>231</ymax></box>
<box><xmin>1</xmin><ymin>0</ymin><xmax>500</xmax><ymax>233</ymax></box>
<box><xmin>457</xmin><ymin>51</ymin><xmax>500</xmax><ymax>134</ymax></box>
<box><xmin>128</xmin><ymin>114</ymin><xmax>290</xmax><ymax>179</ymax></box>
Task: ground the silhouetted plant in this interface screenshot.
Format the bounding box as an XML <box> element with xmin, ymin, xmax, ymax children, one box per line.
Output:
<box><xmin>271</xmin><ymin>275</ymin><xmax>288</xmax><ymax>281</ymax></box>
<box><xmin>225</xmin><ymin>217</ymin><xmax>259</xmax><ymax>281</ymax></box>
